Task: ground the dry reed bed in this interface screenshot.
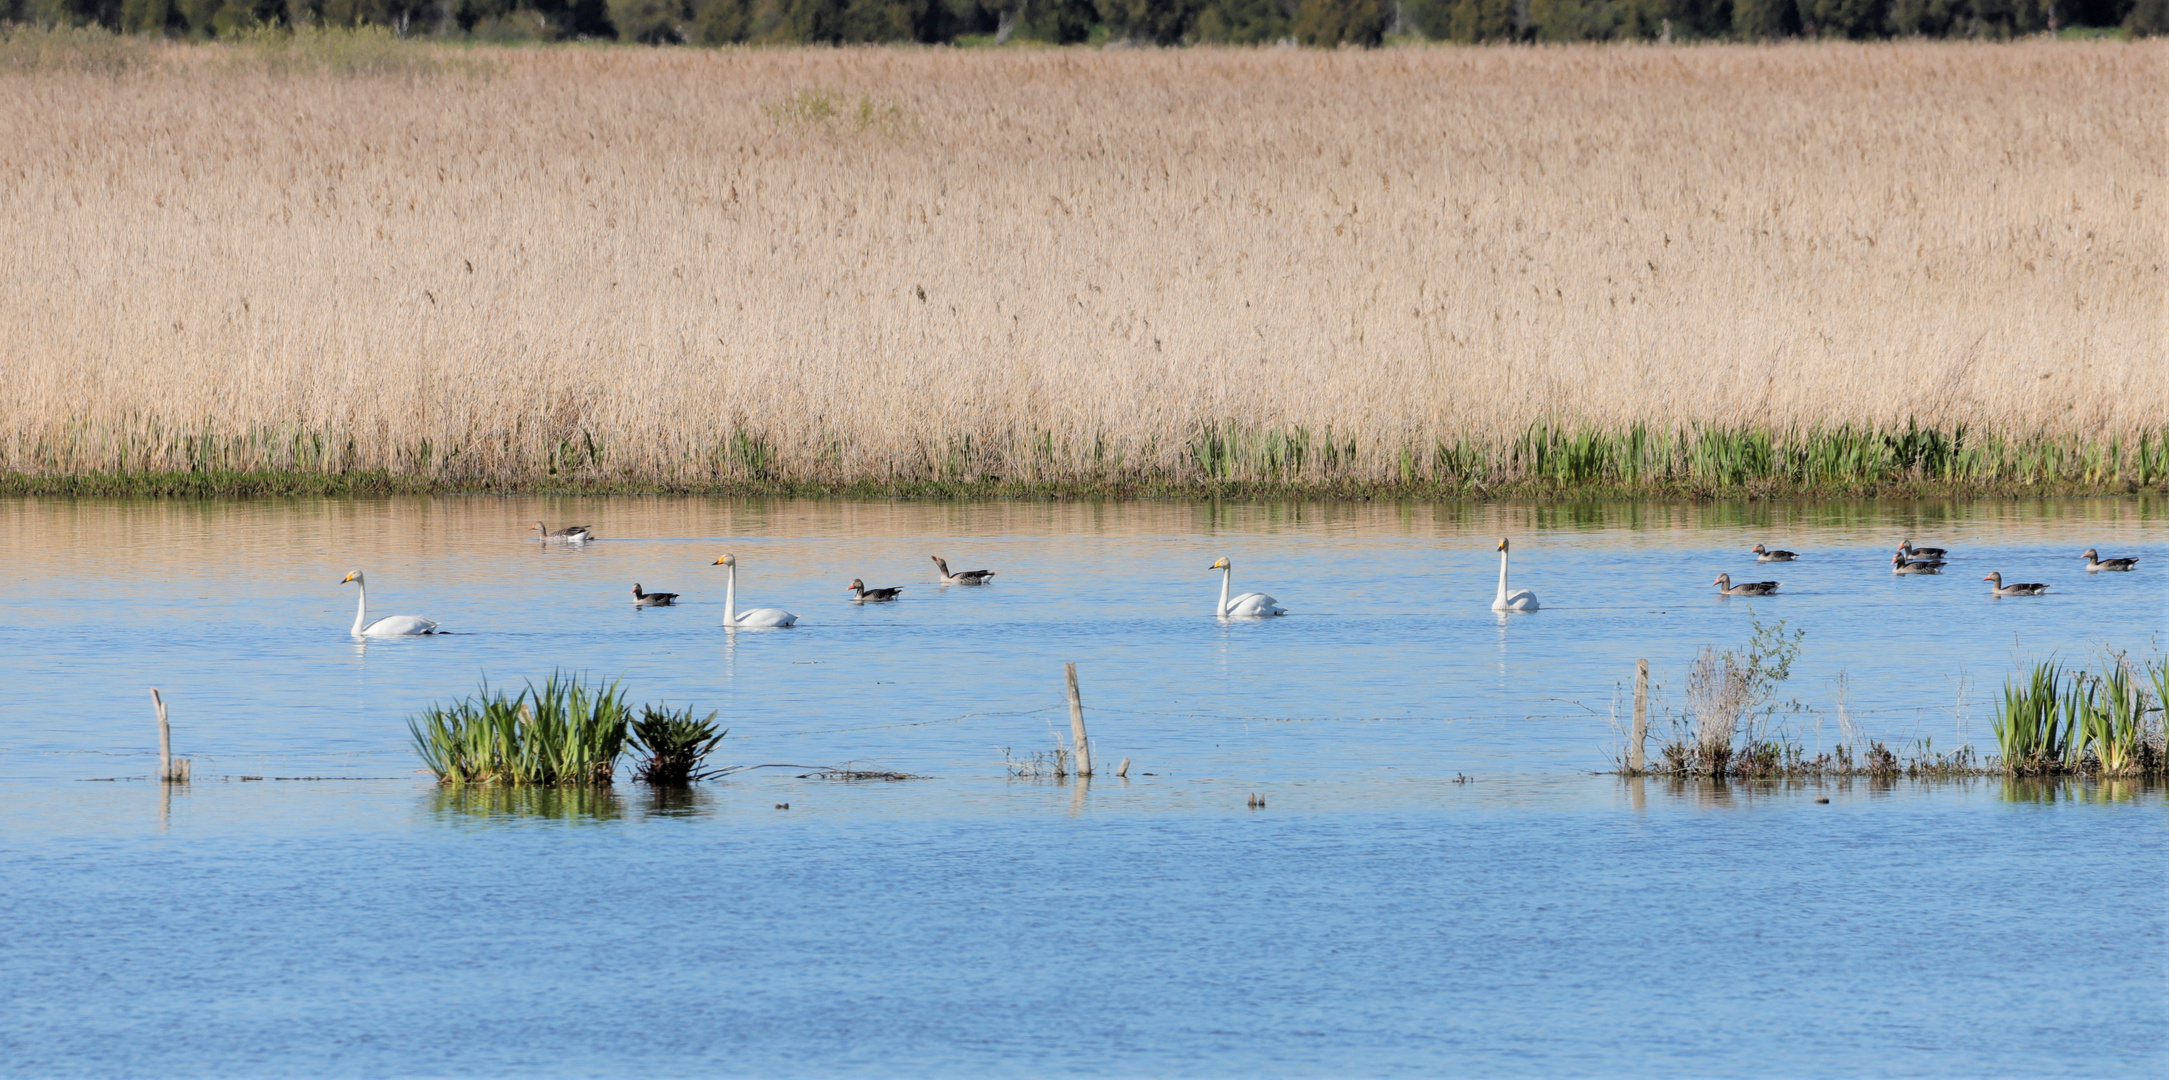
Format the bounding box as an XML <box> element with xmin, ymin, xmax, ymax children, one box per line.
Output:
<box><xmin>0</xmin><ymin>42</ymin><xmax>2161</xmax><ymax>491</ymax></box>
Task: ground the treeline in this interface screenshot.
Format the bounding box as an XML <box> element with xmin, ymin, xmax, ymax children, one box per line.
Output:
<box><xmin>3</xmin><ymin>0</ymin><xmax>2158</xmax><ymax>45</ymax></box>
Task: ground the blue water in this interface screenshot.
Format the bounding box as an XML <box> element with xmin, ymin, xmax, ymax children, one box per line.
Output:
<box><xmin>1</xmin><ymin>496</ymin><xmax>2164</xmax><ymax>1076</ymax></box>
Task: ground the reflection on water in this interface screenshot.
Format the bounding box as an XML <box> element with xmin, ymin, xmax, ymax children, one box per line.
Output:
<box><xmin>2000</xmin><ymin>775</ymin><xmax>2166</xmax><ymax>805</ymax></box>
<box><xmin>428</xmin><ymin>782</ymin><xmax>721</xmax><ymax>822</ymax></box>
<box><xmin>432</xmin><ymin>784</ymin><xmax>626</xmax><ymax>822</ymax></box>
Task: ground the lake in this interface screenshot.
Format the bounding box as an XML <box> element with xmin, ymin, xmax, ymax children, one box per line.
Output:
<box><xmin>1</xmin><ymin>495</ymin><xmax>2163</xmax><ymax>1076</ymax></box>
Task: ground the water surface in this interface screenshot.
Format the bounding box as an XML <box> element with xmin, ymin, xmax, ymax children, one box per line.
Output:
<box><xmin>1</xmin><ymin>496</ymin><xmax>2163</xmax><ymax>1076</ymax></box>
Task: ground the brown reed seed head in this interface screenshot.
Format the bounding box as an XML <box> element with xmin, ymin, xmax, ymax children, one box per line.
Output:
<box><xmin>0</xmin><ymin>42</ymin><xmax>2160</xmax><ymax>487</ymax></box>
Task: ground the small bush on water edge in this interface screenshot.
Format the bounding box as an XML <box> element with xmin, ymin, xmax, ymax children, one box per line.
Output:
<box><xmin>1633</xmin><ymin>645</ymin><xmax>2169</xmax><ymax>780</ymax></box>
<box><xmin>408</xmin><ymin>672</ymin><xmax>633</xmax><ymax>786</ymax></box>
<box><xmin>628</xmin><ymin>705</ymin><xmax>728</xmax><ymax>785</ymax></box>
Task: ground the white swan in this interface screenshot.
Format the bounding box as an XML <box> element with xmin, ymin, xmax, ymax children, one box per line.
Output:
<box><xmin>1491</xmin><ymin>538</ymin><xmax>1539</xmax><ymax>612</ymax></box>
<box><xmin>340</xmin><ymin>571</ymin><xmax>441</xmax><ymax>638</ymax></box>
<box><xmin>1209</xmin><ymin>557</ymin><xmax>1286</xmax><ymax>618</ymax></box>
<box><xmin>712</xmin><ymin>554</ymin><xmax>798</xmax><ymax>628</ymax></box>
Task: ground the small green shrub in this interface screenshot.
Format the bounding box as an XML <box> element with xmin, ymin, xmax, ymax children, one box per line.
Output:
<box><xmin>629</xmin><ymin>705</ymin><xmax>728</xmax><ymax>785</ymax></box>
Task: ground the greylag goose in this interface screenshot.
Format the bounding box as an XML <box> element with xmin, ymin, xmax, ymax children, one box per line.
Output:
<box><xmin>1898</xmin><ymin>539</ymin><xmax>1946</xmax><ymax>560</ymax></box>
<box><xmin>847</xmin><ymin>579</ymin><xmax>904</xmax><ymax>603</ymax></box>
<box><xmin>1891</xmin><ymin>551</ymin><xmax>1945</xmax><ymax>575</ymax></box>
<box><xmin>711</xmin><ymin>554</ymin><xmax>798</xmax><ymax>627</ymax></box>
<box><xmin>632</xmin><ymin>583</ymin><xmax>678</xmax><ymax>607</ymax></box>
<box><xmin>1210</xmin><ymin>557</ymin><xmax>1287</xmax><ymax>618</ymax></box>
<box><xmin>531</xmin><ymin>521</ymin><xmax>594</xmax><ymax>544</ymax></box>
<box><xmin>1983</xmin><ymin>572</ymin><xmax>2050</xmax><ymax>597</ymax></box>
<box><xmin>931</xmin><ymin>556</ymin><xmax>996</xmax><ymax>585</ymax></box>
<box><xmin>2080</xmin><ymin>548</ymin><xmax>2140</xmax><ymax>572</ymax></box>
<box><xmin>339</xmin><ymin>571</ymin><xmax>441</xmax><ymax>637</ymax></box>
<box><xmin>1750</xmin><ymin>544</ymin><xmax>1798</xmax><ymax>562</ymax></box>
<box><xmin>1713</xmin><ymin>573</ymin><xmax>1780</xmax><ymax>596</ymax></box>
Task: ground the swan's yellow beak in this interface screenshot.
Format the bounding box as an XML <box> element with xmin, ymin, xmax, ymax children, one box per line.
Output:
<box><xmin>712</xmin><ymin>554</ymin><xmax>735</xmax><ymax>566</ymax></box>
<box><xmin>1497</xmin><ymin>539</ymin><xmax>1508</xmax><ymax>551</ymax></box>
<box><xmin>1209</xmin><ymin>558</ymin><xmax>1229</xmax><ymax>570</ymax></box>
<box><xmin>340</xmin><ymin>571</ymin><xmax>357</xmax><ymax>583</ymax></box>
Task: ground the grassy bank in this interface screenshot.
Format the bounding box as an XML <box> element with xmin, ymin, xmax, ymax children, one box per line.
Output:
<box><xmin>2</xmin><ymin>42</ymin><xmax>2160</xmax><ymax>495</ymax></box>
<box><xmin>6</xmin><ymin>422</ymin><xmax>2165</xmax><ymax>498</ymax></box>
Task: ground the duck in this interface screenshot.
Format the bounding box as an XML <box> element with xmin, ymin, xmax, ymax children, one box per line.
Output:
<box><xmin>1750</xmin><ymin>544</ymin><xmax>1798</xmax><ymax>562</ymax></box>
<box><xmin>711</xmin><ymin>554</ymin><xmax>797</xmax><ymax>627</ymax></box>
<box><xmin>531</xmin><ymin>521</ymin><xmax>594</xmax><ymax>544</ymax></box>
<box><xmin>1898</xmin><ymin>539</ymin><xmax>1946</xmax><ymax>560</ymax></box>
<box><xmin>930</xmin><ymin>556</ymin><xmax>996</xmax><ymax>585</ymax></box>
<box><xmin>339</xmin><ymin>571</ymin><xmax>441</xmax><ymax>638</ymax></box>
<box><xmin>847</xmin><ymin>579</ymin><xmax>904</xmax><ymax>603</ymax></box>
<box><xmin>632</xmin><ymin>583</ymin><xmax>678</xmax><ymax>607</ymax></box>
<box><xmin>1490</xmin><ymin>539</ymin><xmax>1539</xmax><ymax>612</ymax></box>
<box><xmin>2080</xmin><ymin>548</ymin><xmax>2140</xmax><ymax>572</ymax></box>
<box><xmin>1713</xmin><ymin>573</ymin><xmax>1780</xmax><ymax>596</ymax></box>
<box><xmin>1209</xmin><ymin>557</ymin><xmax>1286</xmax><ymax>618</ymax></box>
<box><xmin>1891</xmin><ymin>551</ymin><xmax>1946</xmax><ymax>575</ymax></box>
<box><xmin>1983</xmin><ymin>572</ymin><xmax>2050</xmax><ymax>597</ymax></box>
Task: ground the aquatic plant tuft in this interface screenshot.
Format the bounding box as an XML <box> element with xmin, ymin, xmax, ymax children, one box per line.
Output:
<box><xmin>628</xmin><ymin>705</ymin><xmax>729</xmax><ymax>786</ymax></box>
<box><xmin>408</xmin><ymin>672</ymin><xmax>633</xmax><ymax>786</ymax></box>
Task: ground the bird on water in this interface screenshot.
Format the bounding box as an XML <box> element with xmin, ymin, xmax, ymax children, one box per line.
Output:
<box><xmin>340</xmin><ymin>571</ymin><xmax>441</xmax><ymax>638</ymax></box>
<box><xmin>1491</xmin><ymin>539</ymin><xmax>1538</xmax><ymax>612</ymax></box>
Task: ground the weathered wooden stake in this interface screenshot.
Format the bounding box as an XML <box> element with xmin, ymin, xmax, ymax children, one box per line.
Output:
<box><xmin>1116</xmin><ymin>757</ymin><xmax>1130</xmax><ymax>779</ymax></box>
<box><xmin>1064</xmin><ymin>662</ymin><xmax>1093</xmax><ymax>778</ymax></box>
<box><xmin>153</xmin><ymin>688</ymin><xmax>171</xmax><ymax>779</ymax></box>
<box><xmin>151</xmin><ymin>688</ymin><xmax>190</xmax><ymax>783</ymax></box>
<box><xmin>1628</xmin><ymin>659</ymin><xmax>1650</xmax><ymax>774</ymax></box>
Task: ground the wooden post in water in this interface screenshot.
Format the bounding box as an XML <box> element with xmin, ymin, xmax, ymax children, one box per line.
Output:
<box><xmin>151</xmin><ymin>688</ymin><xmax>190</xmax><ymax>783</ymax></box>
<box><xmin>1628</xmin><ymin>660</ymin><xmax>1649</xmax><ymax>774</ymax></box>
<box><xmin>152</xmin><ymin>688</ymin><xmax>171</xmax><ymax>780</ymax></box>
<box><xmin>1064</xmin><ymin>662</ymin><xmax>1093</xmax><ymax>778</ymax></box>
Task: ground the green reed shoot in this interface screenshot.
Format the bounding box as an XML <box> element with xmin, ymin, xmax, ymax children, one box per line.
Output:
<box><xmin>1993</xmin><ymin>661</ymin><xmax>2066</xmax><ymax>773</ymax></box>
<box><xmin>409</xmin><ymin>672</ymin><xmax>632</xmax><ymax>786</ymax></box>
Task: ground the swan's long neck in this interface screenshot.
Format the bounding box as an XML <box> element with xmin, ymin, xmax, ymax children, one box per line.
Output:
<box><xmin>1218</xmin><ymin>567</ymin><xmax>1232</xmax><ymax>617</ymax></box>
<box><xmin>1496</xmin><ymin>548</ymin><xmax>1510</xmax><ymax>605</ymax></box>
<box><xmin>724</xmin><ymin>563</ymin><xmax>739</xmax><ymax>625</ymax></box>
<box><xmin>351</xmin><ymin>580</ymin><xmax>368</xmax><ymax>636</ymax></box>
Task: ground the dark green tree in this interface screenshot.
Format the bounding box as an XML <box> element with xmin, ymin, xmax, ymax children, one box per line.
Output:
<box><xmin>1291</xmin><ymin>0</ymin><xmax>1385</xmax><ymax>40</ymax></box>
<box><xmin>1096</xmin><ymin>0</ymin><xmax>1201</xmax><ymax>41</ymax></box>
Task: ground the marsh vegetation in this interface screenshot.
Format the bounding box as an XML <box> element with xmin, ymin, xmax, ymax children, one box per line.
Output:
<box><xmin>410</xmin><ymin>673</ymin><xmax>730</xmax><ymax>786</ymax></box>
<box><xmin>0</xmin><ymin>40</ymin><xmax>2157</xmax><ymax>497</ymax></box>
<box><xmin>1634</xmin><ymin>616</ymin><xmax>2169</xmax><ymax>780</ymax></box>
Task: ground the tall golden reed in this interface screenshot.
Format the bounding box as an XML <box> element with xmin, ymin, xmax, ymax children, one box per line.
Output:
<box><xmin>0</xmin><ymin>41</ymin><xmax>2160</xmax><ymax>488</ymax></box>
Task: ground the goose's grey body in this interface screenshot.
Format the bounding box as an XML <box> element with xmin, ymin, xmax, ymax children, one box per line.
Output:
<box><xmin>1898</xmin><ymin>540</ymin><xmax>1946</xmax><ymax>561</ymax></box>
<box><xmin>1713</xmin><ymin>573</ymin><xmax>1780</xmax><ymax>596</ymax></box>
<box><xmin>532</xmin><ymin>521</ymin><xmax>594</xmax><ymax>544</ymax></box>
<box><xmin>931</xmin><ymin>556</ymin><xmax>996</xmax><ymax>585</ymax></box>
<box><xmin>1892</xmin><ymin>552</ymin><xmax>1946</xmax><ymax>575</ymax></box>
<box><xmin>2081</xmin><ymin>548</ymin><xmax>2139</xmax><ymax>572</ymax></box>
<box><xmin>1751</xmin><ymin>544</ymin><xmax>1798</xmax><ymax>562</ymax></box>
<box><xmin>632</xmin><ymin>583</ymin><xmax>678</xmax><ymax>607</ymax></box>
<box><xmin>1983</xmin><ymin>573</ymin><xmax>2050</xmax><ymax>597</ymax></box>
<box><xmin>847</xmin><ymin>579</ymin><xmax>904</xmax><ymax>603</ymax></box>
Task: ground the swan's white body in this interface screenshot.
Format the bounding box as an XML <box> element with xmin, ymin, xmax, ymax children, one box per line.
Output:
<box><xmin>341</xmin><ymin>571</ymin><xmax>440</xmax><ymax>638</ymax></box>
<box><xmin>716</xmin><ymin>555</ymin><xmax>798</xmax><ymax>628</ymax></box>
<box><xmin>1210</xmin><ymin>558</ymin><xmax>1286</xmax><ymax>618</ymax></box>
<box><xmin>1491</xmin><ymin>540</ymin><xmax>1539</xmax><ymax>612</ymax></box>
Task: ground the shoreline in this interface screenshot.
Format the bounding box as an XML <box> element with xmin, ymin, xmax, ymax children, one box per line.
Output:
<box><xmin>5</xmin><ymin>469</ymin><xmax>2164</xmax><ymax>501</ymax></box>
